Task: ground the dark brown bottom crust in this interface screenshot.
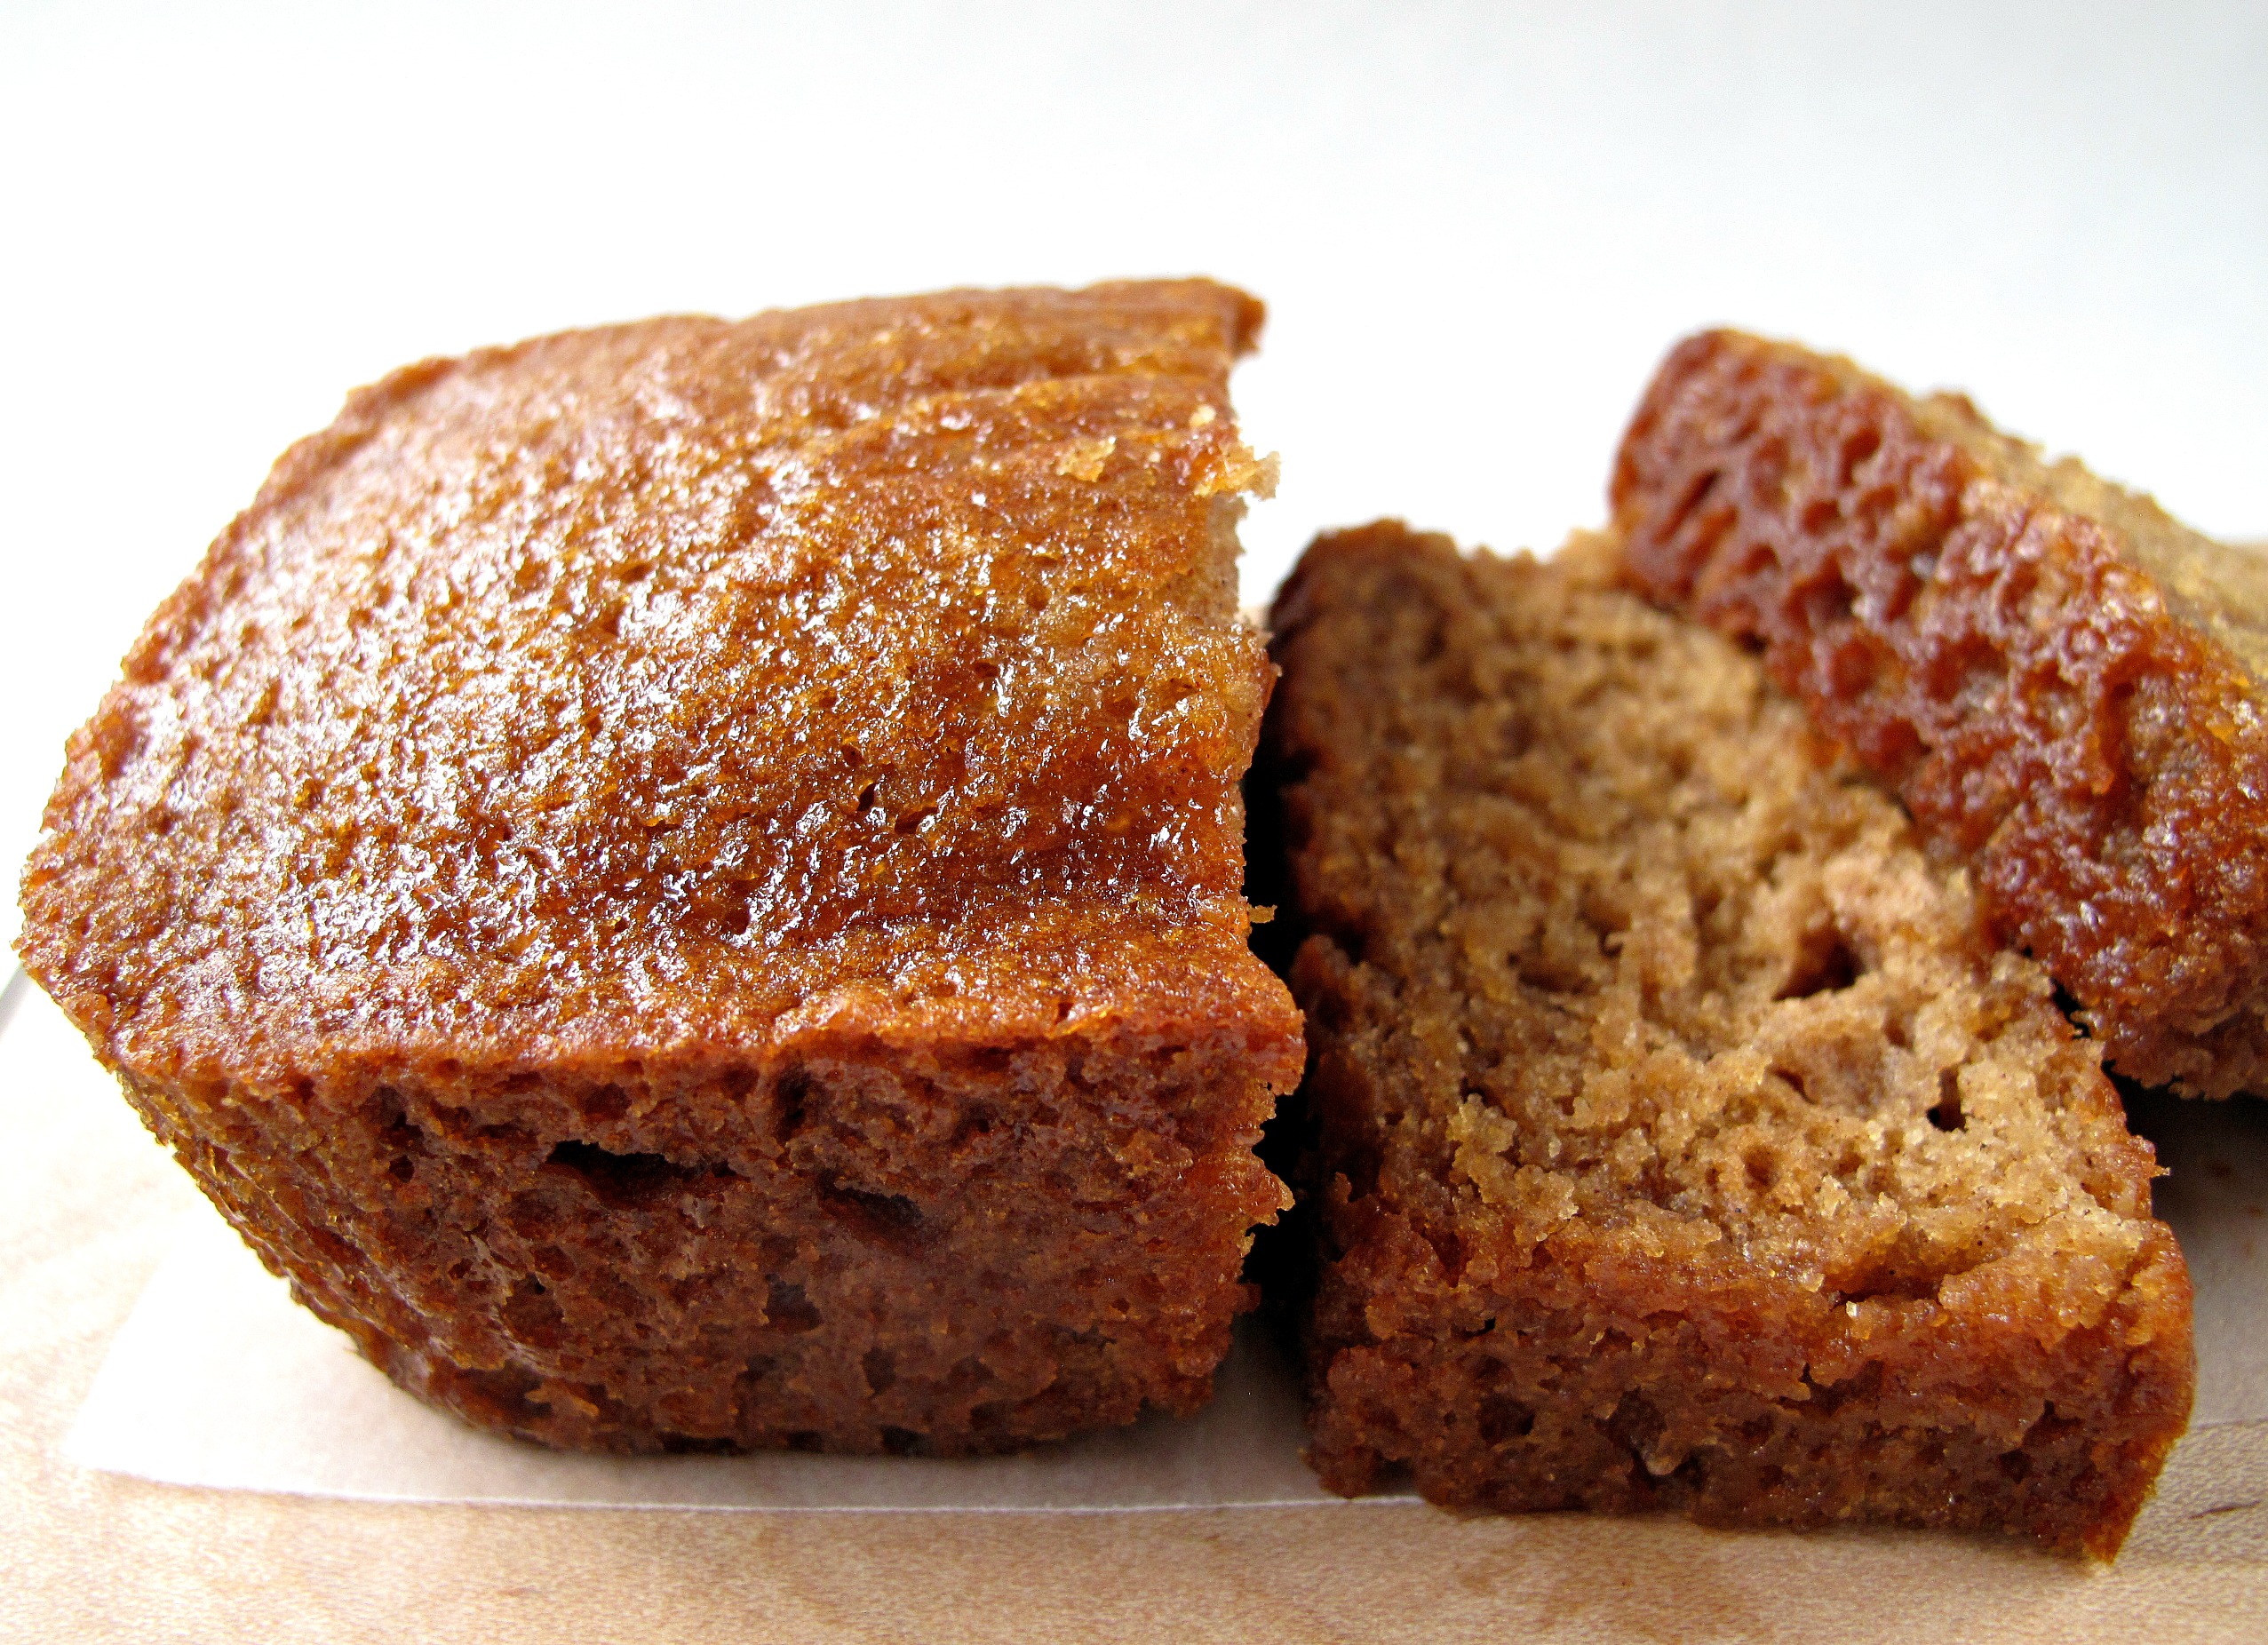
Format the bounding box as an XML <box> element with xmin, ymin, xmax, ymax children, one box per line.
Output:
<box><xmin>1305</xmin><ymin>1189</ymin><xmax>2192</xmax><ymax>1559</ymax></box>
<box><xmin>114</xmin><ymin>1030</ymin><xmax>1287</xmax><ymax>1456</ymax></box>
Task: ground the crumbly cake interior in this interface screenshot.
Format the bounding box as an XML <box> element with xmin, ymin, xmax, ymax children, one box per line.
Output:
<box><xmin>1612</xmin><ymin>330</ymin><xmax>2268</xmax><ymax>1097</ymax></box>
<box><xmin>19</xmin><ymin>282</ymin><xmax>1302</xmax><ymax>1454</ymax></box>
<box><xmin>1268</xmin><ymin>522</ymin><xmax>2192</xmax><ymax>1556</ymax></box>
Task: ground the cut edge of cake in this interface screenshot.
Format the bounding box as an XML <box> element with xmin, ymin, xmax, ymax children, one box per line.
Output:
<box><xmin>1264</xmin><ymin>520</ymin><xmax>2194</xmax><ymax>1557</ymax></box>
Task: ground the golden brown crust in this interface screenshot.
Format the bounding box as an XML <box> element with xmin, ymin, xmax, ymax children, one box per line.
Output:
<box><xmin>1612</xmin><ymin>330</ymin><xmax>2268</xmax><ymax>1097</ymax></box>
<box><xmin>18</xmin><ymin>281</ymin><xmax>1301</xmax><ymax>1453</ymax></box>
<box><xmin>1266</xmin><ymin>522</ymin><xmax>2192</xmax><ymax>1556</ymax></box>
<box><xmin>24</xmin><ymin>281</ymin><xmax>1281</xmax><ymax>1081</ymax></box>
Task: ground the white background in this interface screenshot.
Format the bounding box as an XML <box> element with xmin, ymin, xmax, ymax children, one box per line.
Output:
<box><xmin>4</xmin><ymin>1</ymin><xmax>2264</xmax><ymax>958</ymax></box>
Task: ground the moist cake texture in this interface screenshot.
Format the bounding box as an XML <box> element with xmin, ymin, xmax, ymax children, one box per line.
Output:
<box><xmin>1266</xmin><ymin>521</ymin><xmax>2192</xmax><ymax>1556</ymax></box>
<box><xmin>1614</xmin><ymin>330</ymin><xmax>2268</xmax><ymax>1098</ymax></box>
<box><xmin>19</xmin><ymin>281</ymin><xmax>1303</xmax><ymax>1454</ymax></box>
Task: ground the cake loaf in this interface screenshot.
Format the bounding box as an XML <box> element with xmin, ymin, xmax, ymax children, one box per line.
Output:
<box><xmin>18</xmin><ymin>282</ymin><xmax>1304</xmax><ymax>1454</ymax></box>
<box><xmin>1265</xmin><ymin>521</ymin><xmax>2192</xmax><ymax>1556</ymax></box>
<box><xmin>1615</xmin><ymin>331</ymin><xmax>2268</xmax><ymax>1098</ymax></box>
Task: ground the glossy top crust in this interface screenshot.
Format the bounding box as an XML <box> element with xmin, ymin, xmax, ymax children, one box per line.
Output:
<box><xmin>21</xmin><ymin>282</ymin><xmax>1295</xmax><ymax>1087</ymax></box>
<box><xmin>1614</xmin><ymin>330</ymin><xmax>2268</xmax><ymax>1097</ymax></box>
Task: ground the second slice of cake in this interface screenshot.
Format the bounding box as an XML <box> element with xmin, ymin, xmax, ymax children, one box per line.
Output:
<box><xmin>1263</xmin><ymin>521</ymin><xmax>2192</xmax><ymax>1556</ymax></box>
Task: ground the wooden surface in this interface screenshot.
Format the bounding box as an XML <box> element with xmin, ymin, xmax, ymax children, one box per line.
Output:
<box><xmin>4</xmin><ymin>969</ymin><xmax>2264</xmax><ymax>1645</ymax></box>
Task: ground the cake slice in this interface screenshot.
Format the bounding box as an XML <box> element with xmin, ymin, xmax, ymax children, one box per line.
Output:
<box><xmin>18</xmin><ymin>281</ymin><xmax>1303</xmax><ymax>1454</ymax></box>
<box><xmin>1614</xmin><ymin>331</ymin><xmax>2268</xmax><ymax>1098</ymax></box>
<box><xmin>1264</xmin><ymin>521</ymin><xmax>2193</xmax><ymax>1556</ymax></box>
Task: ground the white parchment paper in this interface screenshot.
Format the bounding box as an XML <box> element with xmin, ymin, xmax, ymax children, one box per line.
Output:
<box><xmin>20</xmin><ymin>969</ymin><xmax>2264</xmax><ymax>1512</ymax></box>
